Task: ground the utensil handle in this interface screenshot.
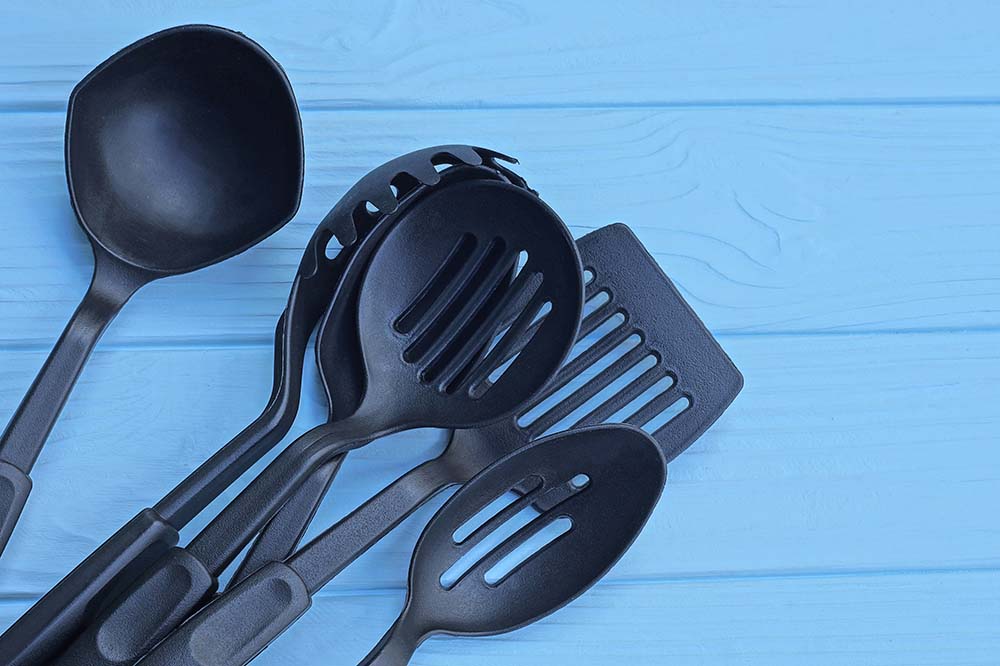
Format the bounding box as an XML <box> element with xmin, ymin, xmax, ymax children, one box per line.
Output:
<box><xmin>0</xmin><ymin>508</ymin><xmax>177</xmax><ymax>666</ymax></box>
<box><xmin>0</xmin><ymin>257</ymin><xmax>144</xmax><ymax>554</ymax></box>
<box><xmin>287</xmin><ymin>453</ymin><xmax>459</xmax><ymax>593</ymax></box>
<box><xmin>187</xmin><ymin>416</ymin><xmax>377</xmax><ymax>577</ymax></box>
<box><xmin>137</xmin><ymin>562</ymin><xmax>311</xmax><ymax>666</ymax></box>
<box><xmin>358</xmin><ymin>616</ymin><xmax>421</xmax><ymax>666</ymax></box>
<box><xmin>229</xmin><ymin>456</ymin><xmax>345</xmax><ymax>587</ymax></box>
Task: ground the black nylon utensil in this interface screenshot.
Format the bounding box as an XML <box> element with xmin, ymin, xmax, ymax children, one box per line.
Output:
<box><xmin>0</xmin><ymin>147</ymin><xmax>513</xmax><ymax>666</ymax></box>
<box><xmin>0</xmin><ymin>24</ymin><xmax>304</xmax><ymax>559</ymax></box>
<box><xmin>137</xmin><ymin>424</ymin><xmax>666</xmax><ymax>666</ymax></box>
<box><xmin>232</xmin><ymin>222</ymin><xmax>743</xmax><ymax>587</ymax></box>
<box><xmin>55</xmin><ymin>173</ymin><xmax>583</xmax><ymax>666</ymax></box>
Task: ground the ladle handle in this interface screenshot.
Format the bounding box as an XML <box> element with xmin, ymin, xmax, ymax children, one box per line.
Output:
<box><xmin>0</xmin><ymin>257</ymin><xmax>144</xmax><ymax>555</ymax></box>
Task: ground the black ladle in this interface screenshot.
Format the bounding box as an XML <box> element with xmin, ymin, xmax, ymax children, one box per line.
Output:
<box><xmin>0</xmin><ymin>25</ymin><xmax>303</xmax><ymax>557</ymax></box>
<box><xmin>136</xmin><ymin>424</ymin><xmax>666</xmax><ymax>666</ymax></box>
<box><xmin>55</xmin><ymin>175</ymin><xmax>583</xmax><ymax>665</ymax></box>
<box><xmin>0</xmin><ymin>146</ymin><xmax>513</xmax><ymax>666</ymax></box>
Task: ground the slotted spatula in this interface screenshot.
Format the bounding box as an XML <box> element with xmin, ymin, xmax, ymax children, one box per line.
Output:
<box><xmin>233</xmin><ymin>222</ymin><xmax>743</xmax><ymax>583</ymax></box>
<box><xmin>136</xmin><ymin>424</ymin><xmax>666</xmax><ymax>666</ymax></box>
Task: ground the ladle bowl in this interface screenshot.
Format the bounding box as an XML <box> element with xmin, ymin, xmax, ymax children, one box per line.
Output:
<box><xmin>0</xmin><ymin>24</ymin><xmax>303</xmax><ymax>558</ymax></box>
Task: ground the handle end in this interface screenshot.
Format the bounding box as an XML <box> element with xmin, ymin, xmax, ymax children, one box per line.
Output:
<box><xmin>141</xmin><ymin>562</ymin><xmax>310</xmax><ymax>666</ymax></box>
<box><xmin>0</xmin><ymin>461</ymin><xmax>31</xmax><ymax>556</ymax></box>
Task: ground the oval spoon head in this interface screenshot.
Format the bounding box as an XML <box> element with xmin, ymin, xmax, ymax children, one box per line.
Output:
<box><xmin>354</xmin><ymin>178</ymin><xmax>584</xmax><ymax>429</ymax></box>
<box><xmin>66</xmin><ymin>24</ymin><xmax>303</xmax><ymax>274</ymax></box>
<box><xmin>403</xmin><ymin>424</ymin><xmax>665</xmax><ymax>639</ymax></box>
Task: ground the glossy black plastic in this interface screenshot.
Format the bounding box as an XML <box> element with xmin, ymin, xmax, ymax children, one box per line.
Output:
<box><xmin>138</xmin><ymin>425</ymin><xmax>666</xmax><ymax>666</ymax></box>
<box><xmin>0</xmin><ymin>24</ymin><xmax>303</xmax><ymax>561</ymax></box>
<box><xmin>236</xmin><ymin>222</ymin><xmax>744</xmax><ymax>591</ymax></box>
<box><xmin>53</xmin><ymin>157</ymin><xmax>583</xmax><ymax>665</ymax></box>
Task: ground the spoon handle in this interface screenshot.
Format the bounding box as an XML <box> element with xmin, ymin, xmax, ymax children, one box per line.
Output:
<box><xmin>0</xmin><ymin>256</ymin><xmax>145</xmax><ymax>555</ymax></box>
<box><xmin>229</xmin><ymin>455</ymin><xmax>345</xmax><ymax>587</ymax></box>
<box><xmin>358</xmin><ymin>615</ymin><xmax>422</xmax><ymax>666</ymax></box>
<box><xmin>285</xmin><ymin>453</ymin><xmax>459</xmax><ymax>594</ymax></box>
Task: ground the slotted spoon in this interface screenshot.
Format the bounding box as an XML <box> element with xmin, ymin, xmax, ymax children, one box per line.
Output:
<box><xmin>137</xmin><ymin>424</ymin><xmax>665</xmax><ymax>666</ymax></box>
<box><xmin>234</xmin><ymin>222</ymin><xmax>743</xmax><ymax>584</ymax></box>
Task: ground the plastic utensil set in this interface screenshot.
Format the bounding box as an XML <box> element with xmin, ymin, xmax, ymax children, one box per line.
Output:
<box><xmin>0</xmin><ymin>25</ymin><xmax>743</xmax><ymax>666</ymax></box>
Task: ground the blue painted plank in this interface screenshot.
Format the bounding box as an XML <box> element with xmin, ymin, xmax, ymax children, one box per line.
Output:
<box><xmin>2</xmin><ymin>569</ymin><xmax>997</xmax><ymax>665</ymax></box>
<box><xmin>2</xmin><ymin>2</ymin><xmax>1000</xmax><ymax>110</ymax></box>
<box><xmin>0</xmin><ymin>330</ymin><xmax>996</xmax><ymax>599</ymax></box>
<box><xmin>1</xmin><ymin>107</ymin><xmax>999</xmax><ymax>348</ymax></box>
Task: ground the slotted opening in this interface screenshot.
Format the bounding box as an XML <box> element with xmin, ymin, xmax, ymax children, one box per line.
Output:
<box><xmin>453</xmin><ymin>491</ymin><xmax>522</xmax><ymax>545</ymax></box>
<box><xmin>513</xmin><ymin>250</ymin><xmax>529</xmax><ymax>277</ymax></box>
<box><xmin>418</xmin><ymin>239</ymin><xmax>510</xmax><ymax>380</ymax></box>
<box><xmin>643</xmin><ymin>396</ymin><xmax>691</xmax><ymax>434</ymax></box>
<box><xmin>565</xmin><ymin>312</ymin><xmax>626</xmax><ymax>363</ymax></box>
<box><xmin>481</xmin><ymin>296</ymin><xmax>548</xmax><ymax>386</ymax></box>
<box><xmin>390</xmin><ymin>171</ymin><xmax>421</xmax><ymax>201</ymax></box>
<box><xmin>394</xmin><ymin>233</ymin><xmax>477</xmax><ymax>335</ymax></box>
<box><xmin>484</xmin><ymin>518</ymin><xmax>573</xmax><ymax>585</ymax></box>
<box><xmin>583</xmin><ymin>290</ymin><xmax>610</xmax><ymax>319</ymax></box>
<box><xmin>530</xmin><ymin>301</ymin><xmax>553</xmax><ymax>327</ymax></box>
<box><xmin>320</xmin><ymin>229</ymin><xmax>342</xmax><ymax>262</ymax></box>
<box><xmin>440</xmin><ymin>503</ymin><xmax>543</xmax><ymax>589</ymax></box>
<box><xmin>542</xmin><ymin>354</ymin><xmax>660</xmax><ymax>436</ymax></box>
<box><xmin>467</xmin><ymin>273</ymin><xmax>545</xmax><ymax>398</ymax></box>
<box><xmin>431</xmin><ymin>152</ymin><xmax>460</xmax><ymax>173</ymax></box>
<box><xmin>583</xmin><ymin>268</ymin><xmax>596</xmax><ymax>285</ymax></box>
<box><xmin>518</xmin><ymin>334</ymin><xmax>644</xmax><ymax>429</ymax></box>
<box><xmin>570</xmin><ymin>473</ymin><xmax>591</xmax><ymax>489</ymax></box>
<box><xmin>365</xmin><ymin>201</ymin><xmax>379</xmax><ymax>215</ymax></box>
<box><xmin>607</xmin><ymin>376</ymin><xmax>675</xmax><ymax>424</ymax></box>
<box><xmin>351</xmin><ymin>200</ymin><xmax>380</xmax><ymax>236</ymax></box>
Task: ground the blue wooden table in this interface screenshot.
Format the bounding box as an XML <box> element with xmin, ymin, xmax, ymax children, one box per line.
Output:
<box><xmin>1</xmin><ymin>3</ymin><xmax>998</xmax><ymax>664</ymax></box>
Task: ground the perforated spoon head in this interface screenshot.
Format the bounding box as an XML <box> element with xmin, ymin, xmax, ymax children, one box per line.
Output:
<box><xmin>352</xmin><ymin>179</ymin><xmax>584</xmax><ymax>430</ymax></box>
<box><xmin>400</xmin><ymin>424</ymin><xmax>665</xmax><ymax>639</ymax></box>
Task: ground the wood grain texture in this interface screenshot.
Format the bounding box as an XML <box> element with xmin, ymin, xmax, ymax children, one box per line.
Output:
<box><xmin>0</xmin><ymin>331</ymin><xmax>995</xmax><ymax>599</ymax></box>
<box><xmin>2</xmin><ymin>106</ymin><xmax>999</xmax><ymax>349</ymax></box>
<box><xmin>1</xmin><ymin>569</ymin><xmax>997</xmax><ymax>665</ymax></box>
<box><xmin>0</xmin><ymin>3</ymin><xmax>997</xmax><ymax>664</ymax></box>
<box><xmin>2</xmin><ymin>2</ymin><xmax>1000</xmax><ymax>110</ymax></box>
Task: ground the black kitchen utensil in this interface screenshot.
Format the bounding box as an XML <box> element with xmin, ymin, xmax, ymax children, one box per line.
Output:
<box><xmin>0</xmin><ymin>147</ymin><xmax>516</xmax><ymax>666</ymax></box>
<box><xmin>0</xmin><ymin>24</ymin><xmax>304</xmax><ymax>559</ymax></box>
<box><xmin>233</xmin><ymin>222</ymin><xmax>743</xmax><ymax>587</ymax></box>
<box><xmin>55</xmin><ymin>172</ymin><xmax>583</xmax><ymax>665</ymax></box>
<box><xmin>137</xmin><ymin>424</ymin><xmax>666</xmax><ymax>666</ymax></box>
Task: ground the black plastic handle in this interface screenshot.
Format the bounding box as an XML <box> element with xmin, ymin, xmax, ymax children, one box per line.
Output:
<box><xmin>358</xmin><ymin>616</ymin><xmax>422</xmax><ymax>666</ymax></box>
<box><xmin>54</xmin><ymin>547</ymin><xmax>215</xmax><ymax>666</ymax></box>
<box><xmin>138</xmin><ymin>563</ymin><xmax>311</xmax><ymax>666</ymax></box>
<box><xmin>0</xmin><ymin>311</ymin><xmax>304</xmax><ymax>665</ymax></box>
<box><xmin>0</xmin><ymin>256</ymin><xmax>146</xmax><ymax>556</ymax></box>
<box><xmin>0</xmin><ymin>508</ymin><xmax>177</xmax><ymax>666</ymax></box>
<box><xmin>229</xmin><ymin>456</ymin><xmax>345</xmax><ymax>587</ymax></box>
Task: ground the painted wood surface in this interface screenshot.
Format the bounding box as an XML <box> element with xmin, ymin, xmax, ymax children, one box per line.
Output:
<box><xmin>0</xmin><ymin>3</ymin><xmax>997</xmax><ymax>664</ymax></box>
